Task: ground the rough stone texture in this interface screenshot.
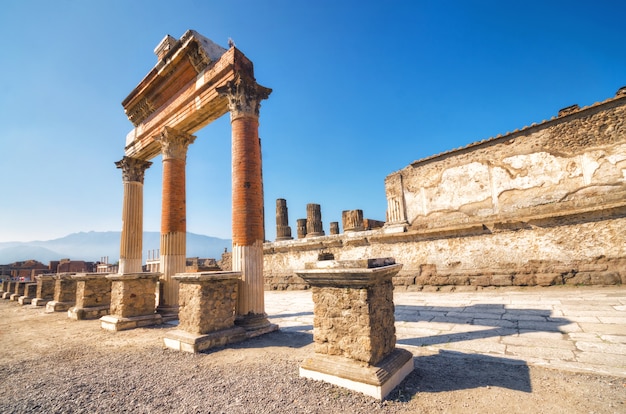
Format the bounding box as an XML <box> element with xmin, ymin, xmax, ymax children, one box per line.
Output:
<box><xmin>53</xmin><ymin>274</ymin><xmax>77</xmax><ymax>303</ymax></box>
<box><xmin>74</xmin><ymin>275</ymin><xmax>111</xmax><ymax>308</ymax></box>
<box><xmin>177</xmin><ymin>279</ymin><xmax>238</xmax><ymax>335</ymax></box>
<box><xmin>311</xmin><ymin>282</ymin><xmax>396</xmax><ymax>365</ymax></box>
<box><xmin>264</xmin><ymin>92</ymin><xmax>626</xmax><ymax>290</ymax></box>
<box><xmin>36</xmin><ymin>275</ymin><xmax>55</xmax><ymax>301</ymax></box>
<box><xmin>109</xmin><ymin>276</ymin><xmax>158</xmax><ymax>318</ymax></box>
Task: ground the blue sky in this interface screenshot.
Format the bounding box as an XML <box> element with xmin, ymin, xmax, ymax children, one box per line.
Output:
<box><xmin>0</xmin><ymin>0</ymin><xmax>624</xmax><ymax>245</ymax></box>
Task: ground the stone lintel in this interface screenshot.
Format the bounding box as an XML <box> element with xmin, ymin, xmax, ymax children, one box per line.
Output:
<box><xmin>164</xmin><ymin>327</ymin><xmax>247</xmax><ymax>353</ymax></box>
<box><xmin>106</xmin><ymin>272</ymin><xmax>161</xmax><ymax>281</ymax></box>
<box><xmin>100</xmin><ymin>314</ymin><xmax>162</xmax><ymax>331</ymax></box>
<box><xmin>68</xmin><ymin>305</ymin><xmax>110</xmax><ymax>321</ymax></box>
<box><xmin>300</xmin><ymin>348</ymin><xmax>414</xmax><ymax>400</ymax></box>
<box><xmin>45</xmin><ymin>301</ymin><xmax>75</xmax><ymax>313</ymax></box>
<box><xmin>173</xmin><ymin>271</ymin><xmax>242</xmax><ymax>282</ymax></box>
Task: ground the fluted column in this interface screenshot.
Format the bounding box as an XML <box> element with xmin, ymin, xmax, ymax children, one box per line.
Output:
<box><xmin>116</xmin><ymin>156</ymin><xmax>152</xmax><ymax>274</ymax></box>
<box><xmin>217</xmin><ymin>74</ymin><xmax>272</xmax><ymax>329</ymax></box>
<box><xmin>155</xmin><ymin>126</ymin><xmax>196</xmax><ymax>315</ymax></box>
<box><xmin>306</xmin><ymin>203</ymin><xmax>324</xmax><ymax>237</ymax></box>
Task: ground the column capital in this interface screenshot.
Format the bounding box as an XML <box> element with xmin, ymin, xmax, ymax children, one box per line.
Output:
<box><xmin>217</xmin><ymin>75</ymin><xmax>272</xmax><ymax>120</ymax></box>
<box><xmin>156</xmin><ymin>126</ymin><xmax>196</xmax><ymax>160</ymax></box>
<box><xmin>115</xmin><ymin>156</ymin><xmax>152</xmax><ymax>184</ymax></box>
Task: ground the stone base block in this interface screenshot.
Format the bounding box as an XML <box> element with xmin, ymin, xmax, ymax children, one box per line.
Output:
<box><xmin>18</xmin><ymin>296</ymin><xmax>33</xmax><ymax>305</ymax></box>
<box><xmin>68</xmin><ymin>305</ymin><xmax>110</xmax><ymax>320</ymax></box>
<box><xmin>100</xmin><ymin>314</ymin><xmax>162</xmax><ymax>331</ymax></box>
<box><xmin>2</xmin><ymin>292</ymin><xmax>11</xmax><ymax>299</ymax></box>
<box><xmin>164</xmin><ymin>327</ymin><xmax>248</xmax><ymax>353</ymax></box>
<box><xmin>10</xmin><ymin>293</ymin><xmax>21</xmax><ymax>301</ymax></box>
<box><xmin>299</xmin><ymin>348</ymin><xmax>414</xmax><ymax>400</ymax></box>
<box><xmin>45</xmin><ymin>301</ymin><xmax>75</xmax><ymax>313</ymax></box>
<box><xmin>31</xmin><ymin>298</ymin><xmax>50</xmax><ymax>306</ymax></box>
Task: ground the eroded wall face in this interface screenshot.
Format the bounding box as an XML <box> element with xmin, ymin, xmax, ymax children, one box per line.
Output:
<box><xmin>394</xmin><ymin>102</ymin><xmax>626</xmax><ymax>228</ymax></box>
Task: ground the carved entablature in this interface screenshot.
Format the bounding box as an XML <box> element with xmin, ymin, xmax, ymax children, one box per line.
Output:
<box><xmin>115</xmin><ymin>156</ymin><xmax>152</xmax><ymax>184</ymax></box>
<box><xmin>188</xmin><ymin>42</ymin><xmax>211</xmax><ymax>74</ymax></box>
<box><xmin>216</xmin><ymin>75</ymin><xmax>272</xmax><ymax>119</ymax></box>
<box><xmin>127</xmin><ymin>97</ymin><xmax>155</xmax><ymax>127</ymax></box>
<box><xmin>155</xmin><ymin>126</ymin><xmax>197</xmax><ymax>160</ymax></box>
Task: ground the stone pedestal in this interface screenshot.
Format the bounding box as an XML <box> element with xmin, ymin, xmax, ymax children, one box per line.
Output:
<box><xmin>2</xmin><ymin>281</ymin><xmax>15</xmax><ymax>299</ymax></box>
<box><xmin>100</xmin><ymin>273</ymin><xmax>162</xmax><ymax>331</ymax></box>
<box><xmin>68</xmin><ymin>273</ymin><xmax>112</xmax><ymax>320</ymax></box>
<box><xmin>18</xmin><ymin>283</ymin><xmax>37</xmax><ymax>305</ymax></box>
<box><xmin>45</xmin><ymin>273</ymin><xmax>77</xmax><ymax>312</ymax></box>
<box><xmin>0</xmin><ymin>280</ymin><xmax>9</xmax><ymax>295</ymax></box>
<box><xmin>296</xmin><ymin>218</ymin><xmax>307</xmax><ymax>239</ymax></box>
<box><xmin>10</xmin><ymin>281</ymin><xmax>29</xmax><ymax>301</ymax></box>
<box><xmin>32</xmin><ymin>274</ymin><xmax>55</xmax><ymax>306</ymax></box>
<box><xmin>295</xmin><ymin>258</ymin><xmax>413</xmax><ymax>400</ymax></box>
<box><xmin>164</xmin><ymin>271</ymin><xmax>248</xmax><ymax>353</ymax></box>
<box><xmin>329</xmin><ymin>221</ymin><xmax>339</xmax><ymax>235</ymax></box>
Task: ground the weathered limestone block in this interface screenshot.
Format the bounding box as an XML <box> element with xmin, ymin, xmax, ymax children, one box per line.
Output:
<box><xmin>164</xmin><ymin>272</ymin><xmax>248</xmax><ymax>353</ymax></box>
<box><xmin>342</xmin><ymin>209</ymin><xmax>364</xmax><ymax>233</ymax></box>
<box><xmin>295</xmin><ymin>258</ymin><xmax>413</xmax><ymax>400</ymax></box>
<box><xmin>18</xmin><ymin>283</ymin><xmax>37</xmax><ymax>305</ymax></box>
<box><xmin>32</xmin><ymin>274</ymin><xmax>55</xmax><ymax>306</ymax></box>
<box><xmin>45</xmin><ymin>274</ymin><xmax>77</xmax><ymax>312</ymax></box>
<box><xmin>10</xmin><ymin>281</ymin><xmax>29</xmax><ymax>301</ymax></box>
<box><xmin>100</xmin><ymin>273</ymin><xmax>161</xmax><ymax>331</ymax></box>
<box><xmin>68</xmin><ymin>273</ymin><xmax>112</xmax><ymax>320</ymax></box>
<box><xmin>2</xmin><ymin>281</ymin><xmax>15</xmax><ymax>299</ymax></box>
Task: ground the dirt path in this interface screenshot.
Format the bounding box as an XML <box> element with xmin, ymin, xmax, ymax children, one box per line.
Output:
<box><xmin>1</xmin><ymin>301</ymin><xmax>625</xmax><ymax>413</ymax></box>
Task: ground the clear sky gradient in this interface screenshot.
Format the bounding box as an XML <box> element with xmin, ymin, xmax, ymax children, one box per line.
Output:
<box><xmin>0</xmin><ymin>0</ymin><xmax>624</xmax><ymax>245</ymax></box>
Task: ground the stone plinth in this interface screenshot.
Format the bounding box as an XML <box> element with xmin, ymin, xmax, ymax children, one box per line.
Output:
<box><xmin>0</xmin><ymin>280</ymin><xmax>9</xmax><ymax>295</ymax></box>
<box><xmin>10</xmin><ymin>281</ymin><xmax>29</xmax><ymax>301</ymax></box>
<box><xmin>164</xmin><ymin>271</ymin><xmax>248</xmax><ymax>353</ymax></box>
<box><xmin>295</xmin><ymin>258</ymin><xmax>413</xmax><ymax>400</ymax></box>
<box><xmin>32</xmin><ymin>274</ymin><xmax>55</xmax><ymax>306</ymax></box>
<box><xmin>45</xmin><ymin>273</ymin><xmax>77</xmax><ymax>312</ymax></box>
<box><xmin>2</xmin><ymin>281</ymin><xmax>15</xmax><ymax>299</ymax></box>
<box><xmin>18</xmin><ymin>283</ymin><xmax>37</xmax><ymax>305</ymax></box>
<box><xmin>100</xmin><ymin>273</ymin><xmax>161</xmax><ymax>331</ymax></box>
<box><xmin>68</xmin><ymin>273</ymin><xmax>112</xmax><ymax>320</ymax></box>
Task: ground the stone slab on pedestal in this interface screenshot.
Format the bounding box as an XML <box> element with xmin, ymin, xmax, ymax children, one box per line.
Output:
<box><xmin>300</xmin><ymin>348</ymin><xmax>414</xmax><ymax>401</ymax></box>
<box><xmin>295</xmin><ymin>258</ymin><xmax>412</xmax><ymax>400</ymax></box>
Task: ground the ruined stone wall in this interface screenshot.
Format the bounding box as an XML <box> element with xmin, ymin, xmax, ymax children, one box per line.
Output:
<box><xmin>264</xmin><ymin>90</ymin><xmax>626</xmax><ymax>289</ymax></box>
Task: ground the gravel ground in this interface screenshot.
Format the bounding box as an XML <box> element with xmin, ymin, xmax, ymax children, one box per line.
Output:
<box><xmin>1</xmin><ymin>302</ymin><xmax>625</xmax><ymax>413</ymax></box>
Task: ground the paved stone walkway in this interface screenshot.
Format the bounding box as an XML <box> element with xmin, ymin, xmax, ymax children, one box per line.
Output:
<box><xmin>265</xmin><ymin>286</ymin><xmax>626</xmax><ymax>378</ymax></box>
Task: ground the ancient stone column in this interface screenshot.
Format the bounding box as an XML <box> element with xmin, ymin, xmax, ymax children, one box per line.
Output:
<box><xmin>329</xmin><ymin>222</ymin><xmax>339</xmax><ymax>235</ymax></box>
<box><xmin>342</xmin><ymin>209</ymin><xmax>364</xmax><ymax>232</ymax></box>
<box><xmin>306</xmin><ymin>203</ymin><xmax>324</xmax><ymax>237</ymax></box>
<box><xmin>297</xmin><ymin>218</ymin><xmax>307</xmax><ymax>239</ymax></box>
<box><xmin>384</xmin><ymin>172</ymin><xmax>408</xmax><ymax>233</ymax></box>
<box><xmin>217</xmin><ymin>75</ymin><xmax>275</xmax><ymax>332</ymax></box>
<box><xmin>275</xmin><ymin>198</ymin><xmax>293</xmax><ymax>241</ymax></box>
<box><xmin>116</xmin><ymin>156</ymin><xmax>152</xmax><ymax>274</ymax></box>
<box><xmin>155</xmin><ymin>126</ymin><xmax>196</xmax><ymax>317</ymax></box>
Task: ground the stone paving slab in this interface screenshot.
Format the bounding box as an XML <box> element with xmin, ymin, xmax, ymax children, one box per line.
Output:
<box><xmin>265</xmin><ymin>286</ymin><xmax>626</xmax><ymax>378</ymax></box>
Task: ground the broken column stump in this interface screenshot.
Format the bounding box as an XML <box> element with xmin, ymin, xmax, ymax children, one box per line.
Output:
<box><xmin>32</xmin><ymin>274</ymin><xmax>55</xmax><ymax>306</ymax></box>
<box><xmin>68</xmin><ymin>273</ymin><xmax>112</xmax><ymax>320</ymax></box>
<box><xmin>18</xmin><ymin>283</ymin><xmax>38</xmax><ymax>305</ymax></box>
<box><xmin>45</xmin><ymin>273</ymin><xmax>77</xmax><ymax>312</ymax></box>
<box><xmin>100</xmin><ymin>273</ymin><xmax>162</xmax><ymax>331</ymax></box>
<box><xmin>164</xmin><ymin>271</ymin><xmax>245</xmax><ymax>353</ymax></box>
<box><xmin>295</xmin><ymin>258</ymin><xmax>413</xmax><ymax>400</ymax></box>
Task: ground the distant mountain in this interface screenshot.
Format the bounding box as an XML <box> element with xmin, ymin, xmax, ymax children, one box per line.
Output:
<box><xmin>0</xmin><ymin>232</ymin><xmax>232</xmax><ymax>264</ymax></box>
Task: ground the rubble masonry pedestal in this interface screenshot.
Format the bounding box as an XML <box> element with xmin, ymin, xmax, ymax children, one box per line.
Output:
<box><xmin>100</xmin><ymin>273</ymin><xmax>161</xmax><ymax>331</ymax></box>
